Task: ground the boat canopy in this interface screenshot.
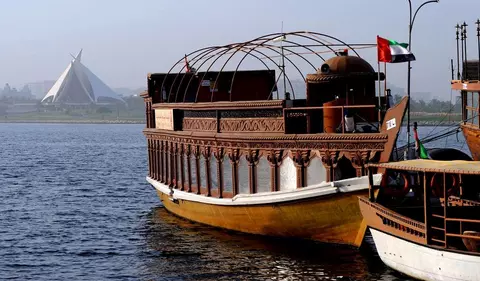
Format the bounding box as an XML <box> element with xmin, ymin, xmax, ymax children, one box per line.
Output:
<box><xmin>368</xmin><ymin>160</ymin><xmax>480</xmax><ymax>175</ymax></box>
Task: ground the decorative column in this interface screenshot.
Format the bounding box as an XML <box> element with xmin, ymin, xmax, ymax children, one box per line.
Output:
<box><xmin>293</xmin><ymin>150</ymin><xmax>310</xmax><ymax>188</ymax></box>
<box><xmin>169</xmin><ymin>142</ymin><xmax>175</xmax><ymax>188</ymax></box>
<box><xmin>160</xmin><ymin>141</ymin><xmax>165</xmax><ymax>183</ymax></box>
<box><xmin>165</xmin><ymin>141</ymin><xmax>170</xmax><ymax>185</ymax></box>
<box><xmin>193</xmin><ymin>145</ymin><xmax>201</xmax><ymax>195</ymax></box>
<box><xmin>245</xmin><ymin>150</ymin><xmax>260</xmax><ymax>193</ymax></box>
<box><xmin>228</xmin><ymin>148</ymin><xmax>241</xmax><ymax>196</ymax></box>
<box><xmin>151</xmin><ymin>139</ymin><xmax>156</xmax><ymax>180</ymax></box>
<box><xmin>213</xmin><ymin>147</ymin><xmax>224</xmax><ymax>198</ymax></box>
<box><xmin>350</xmin><ymin>151</ymin><xmax>370</xmax><ymax>177</ymax></box>
<box><xmin>185</xmin><ymin>144</ymin><xmax>192</xmax><ymax>192</ymax></box>
<box><xmin>319</xmin><ymin>150</ymin><xmax>337</xmax><ymax>182</ymax></box>
<box><xmin>178</xmin><ymin>144</ymin><xmax>185</xmax><ymax>191</ymax></box>
<box><xmin>267</xmin><ymin>150</ymin><xmax>283</xmax><ymax>191</ymax></box>
<box><xmin>173</xmin><ymin>143</ymin><xmax>178</xmax><ymax>189</ymax></box>
<box><xmin>155</xmin><ymin>140</ymin><xmax>160</xmax><ymax>181</ymax></box>
<box><xmin>202</xmin><ymin>146</ymin><xmax>212</xmax><ymax>196</ymax></box>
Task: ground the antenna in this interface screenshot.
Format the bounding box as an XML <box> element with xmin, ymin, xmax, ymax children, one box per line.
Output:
<box><xmin>455</xmin><ymin>24</ymin><xmax>461</xmax><ymax>80</ymax></box>
<box><xmin>451</xmin><ymin>58</ymin><xmax>454</xmax><ymax>80</ymax></box>
<box><xmin>281</xmin><ymin>21</ymin><xmax>286</xmax><ymax>100</ymax></box>
<box><xmin>463</xmin><ymin>22</ymin><xmax>468</xmax><ymax>80</ymax></box>
<box><xmin>476</xmin><ymin>19</ymin><xmax>480</xmax><ymax>80</ymax></box>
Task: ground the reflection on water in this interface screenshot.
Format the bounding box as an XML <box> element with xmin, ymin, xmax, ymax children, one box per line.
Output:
<box><xmin>139</xmin><ymin>206</ymin><xmax>413</xmax><ymax>281</ymax></box>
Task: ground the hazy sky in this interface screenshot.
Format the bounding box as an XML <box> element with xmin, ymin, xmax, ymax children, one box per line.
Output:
<box><xmin>1</xmin><ymin>0</ymin><xmax>479</xmax><ymax>99</ymax></box>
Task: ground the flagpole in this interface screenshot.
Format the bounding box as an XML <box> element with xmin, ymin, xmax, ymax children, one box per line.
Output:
<box><xmin>384</xmin><ymin>62</ymin><xmax>387</xmax><ymax>99</ymax></box>
<box><xmin>377</xmin><ymin>61</ymin><xmax>382</xmax><ymax>122</ymax></box>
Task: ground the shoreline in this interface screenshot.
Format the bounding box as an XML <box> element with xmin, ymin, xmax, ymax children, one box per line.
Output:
<box><xmin>0</xmin><ymin>119</ymin><xmax>145</xmax><ymax>124</ymax></box>
<box><xmin>0</xmin><ymin>119</ymin><xmax>459</xmax><ymax>126</ymax></box>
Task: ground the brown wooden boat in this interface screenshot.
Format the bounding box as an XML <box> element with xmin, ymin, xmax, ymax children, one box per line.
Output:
<box><xmin>451</xmin><ymin>20</ymin><xmax>480</xmax><ymax>160</ymax></box>
<box><xmin>359</xmin><ymin>160</ymin><xmax>480</xmax><ymax>280</ymax></box>
<box><xmin>452</xmin><ymin>78</ymin><xmax>480</xmax><ymax>160</ymax></box>
<box><xmin>141</xmin><ymin>31</ymin><xmax>408</xmax><ymax>246</ymax></box>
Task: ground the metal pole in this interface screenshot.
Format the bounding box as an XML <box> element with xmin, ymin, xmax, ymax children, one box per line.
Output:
<box><xmin>281</xmin><ymin>22</ymin><xmax>286</xmax><ymax>100</ymax></box>
<box><xmin>464</xmin><ymin>22</ymin><xmax>469</xmax><ymax>80</ymax></box>
<box><xmin>378</xmin><ymin>61</ymin><xmax>382</xmax><ymax>123</ymax></box>
<box><xmin>451</xmin><ymin>59</ymin><xmax>454</xmax><ymax>80</ymax></box>
<box><xmin>461</xmin><ymin>24</ymin><xmax>465</xmax><ymax>80</ymax></box>
<box><xmin>476</xmin><ymin>19</ymin><xmax>480</xmax><ymax>81</ymax></box>
<box><xmin>405</xmin><ymin>0</ymin><xmax>438</xmax><ymax>160</ymax></box>
<box><xmin>406</xmin><ymin>0</ymin><xmax>412</xmax><ymax>160</ymax></box>
<box><xmin>456</xmin><ymin>24</ymin><xmax>461</xmax><ymax>80</ymax></box>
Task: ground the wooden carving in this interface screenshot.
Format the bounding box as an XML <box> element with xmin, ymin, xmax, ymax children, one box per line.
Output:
<box><xmin>220</xmin><ymin>118</ymin><xmax>284</xmax><ymax>132</ymax></box>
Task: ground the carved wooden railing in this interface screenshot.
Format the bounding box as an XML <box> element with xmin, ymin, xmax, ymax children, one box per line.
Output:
<box><xmin>147</xmin><ymin>100</ymin><xmax>379</xmax><ymax>135</ymax></box>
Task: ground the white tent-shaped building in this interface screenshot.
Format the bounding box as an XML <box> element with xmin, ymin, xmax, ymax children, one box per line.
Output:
<box><xmin>41</xmin><ymin>50</ymin><xmax>125</xmax><ymax>105</ymax></box>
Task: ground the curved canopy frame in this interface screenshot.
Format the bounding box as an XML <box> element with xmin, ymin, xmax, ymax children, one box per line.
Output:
<box><xmin>159</xmin><ymin>31</ymin><xmax>375</xmax><ymax>103</ymax></box>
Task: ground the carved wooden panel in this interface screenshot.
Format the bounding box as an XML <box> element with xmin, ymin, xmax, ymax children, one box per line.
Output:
<box><xmin>183</xmin><ymin>118</ymin><xmax>217</xmax><ymax>131</ymax></box>
<box><xmin>220</xmin><ymin>118</ymin><xmax>284</xmax><ymax>132</ymax></box>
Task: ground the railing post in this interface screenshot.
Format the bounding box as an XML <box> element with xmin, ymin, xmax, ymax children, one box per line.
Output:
<box><xmin>423</xmin><ymin>172</ymin><xmax>432</xmax><ymax>245</ymax></box>
<box><xmin>186</xmin><ymin>145</ymin><xmax>192</xmax><ymax>192</ymax></box>
<box><xmin>443</xmin><ymin>172</ymin><xmax>448</xmax><ymax>248</ymax></box>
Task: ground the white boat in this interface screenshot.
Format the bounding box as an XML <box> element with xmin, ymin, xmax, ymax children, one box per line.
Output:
<box><xmin>359</xmin><ymin>160</ymin><xmax>480</xmax><ymax>281</ymax></box>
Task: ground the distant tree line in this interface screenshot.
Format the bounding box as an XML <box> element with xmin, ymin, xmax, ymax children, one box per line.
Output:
<box><xmin>393</xmin><ymin>94</ymin><xmax>461</xmax><ymax>114</ymax></box>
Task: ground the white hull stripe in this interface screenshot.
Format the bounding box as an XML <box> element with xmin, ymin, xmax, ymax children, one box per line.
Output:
<box><xmin>147</xmin><ymin>174</ymin><xmax>381</xmax><ymax>206</ymax></box>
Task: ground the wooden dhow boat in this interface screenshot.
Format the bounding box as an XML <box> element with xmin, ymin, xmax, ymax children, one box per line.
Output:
<box><xmin>141</xmin><ymin>31</ymin><xmax>409</xmax><ymax>246</ymax></box>
<box><xmin>451</xmin><ymin>21</ymin><xmax>480</xmax><ymax>160</ymax></box>
<box><xmin>360</xmin><ymin>160</ymin><xmax>480</xmax><ymax>280</ymax></box>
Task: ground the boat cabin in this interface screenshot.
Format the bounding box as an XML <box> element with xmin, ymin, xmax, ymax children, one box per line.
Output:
<box><xmin>362</xmin><ymin>160</ymin><xmax>480</xmax><ymax>253</ymax></box>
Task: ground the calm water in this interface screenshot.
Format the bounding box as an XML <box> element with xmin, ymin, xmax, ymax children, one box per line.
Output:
<box><xmin>0</xmin><ymin>123</ymin><xmax>468</xmax><ymax>280</ymax></box>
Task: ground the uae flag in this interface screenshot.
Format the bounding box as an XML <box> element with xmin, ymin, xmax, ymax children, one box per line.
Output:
<box><xmin>377</xmin><ymin>36</ymin><xmax>416</xmax><ymax>63</ymax></box>
<box><xmin>413</xmin><ymin>126</ymin><xmax>430</xmax><ymax>159</ymax></box>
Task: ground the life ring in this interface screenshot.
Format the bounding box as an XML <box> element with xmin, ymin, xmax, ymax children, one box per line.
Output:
<box><xmin>381</xmin><ymin>171</ymin><xmax>411</xmax><ymax>197</ymax></box>
<box><xmin>430</xmin><ymin>173</ymin><xmax>459</xmax><ymax>197</ymax></box>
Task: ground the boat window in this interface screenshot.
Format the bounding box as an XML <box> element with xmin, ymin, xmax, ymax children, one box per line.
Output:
<box><xmin>238</xmin><ymin>156</ymin><xmax>249</xmax><ymax>194</ymax></box>
<box><xmin>279</xmin><ymin>156</ymin><xmax>296</xmax><ymax>191</ymax></box>
<box><xmin>307</xmin><ymin>157</ymin><xmax>327</xmax><ymax>186</ymax></box>
<box><xmin>190</xmin><ymin>154</ymin><xmax>198</xmax><ymax>186</ymax></box>
<box><xmin>256</xmin><ymin>157</ymin><xmax>271</xmax><ymax>193</ymax></box>
<box><xmin>209</xmin><ymin>154</ymin><xmax>219</xmax><ymax>192</ymax></box>
<box><xmin>223</xmin><ymin>154</ymin><xmax>233</xmax><ymax>193</ymax></box>
<box><xmin>473</xmin><ymin>92</ymin><xmax>479</xmax><ymax>126</ymax></box>
<box><xmin>467</xmin><ymin>92</ymin><xmax>473</xmax><ymax>124</ymax></box>
<box><xmin>467</xmin><ymin>92</ymin><xmax>473</xmax><ymax>108</ymax></box>
<box><xmin>200</xmin><ymin>156</ymin><xmax>207</xmax><ymax>189</ymax></box>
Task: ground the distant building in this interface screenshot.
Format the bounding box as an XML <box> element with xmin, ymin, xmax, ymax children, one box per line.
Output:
<box><xmin>41</xmin><ymin>50</ymin><xmax>125</xmax><ymax>106</ymax></box>
<box><xmin>27</xmin><ymin>80</ymin><xmax>55</xmax><ymax>99</ymax></box>
<box><xmin>1</xmin><ymin>83</ymin><xmax>34</xmax><ymax>100</ymax></box>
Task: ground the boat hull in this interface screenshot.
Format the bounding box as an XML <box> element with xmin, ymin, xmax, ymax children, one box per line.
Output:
<box><xmin>370</xmin><ymin>229</ymin><xmax>480</xmax><ymax>281</ymax></box>
<box><xmin>461</xmin><ymin>124</ymin><xmax>480</xmax><ymax>161</ymax></box>
<box><xmin>154</xmin><ymin>185</ymin><xmax>368</xmax><ymax>246</ymax></box>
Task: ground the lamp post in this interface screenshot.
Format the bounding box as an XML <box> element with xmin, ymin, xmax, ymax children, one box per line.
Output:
<box><xmin>405</xmin><ymin>0</ymin><xmax>439</xmax><ymax>160</ymax></box>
